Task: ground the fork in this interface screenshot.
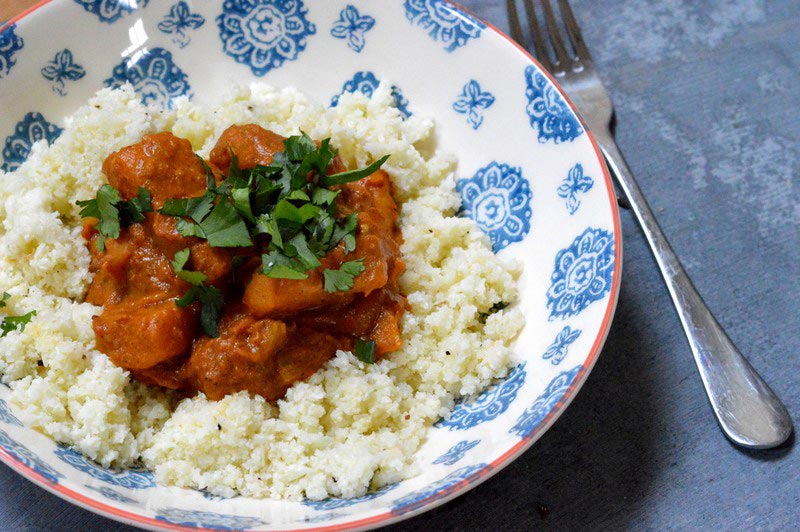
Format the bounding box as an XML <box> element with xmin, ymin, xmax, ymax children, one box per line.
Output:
<box><xmin>505</xmin><ymin>0</ymin><xmax>792</xmax><ymax>449</ymax></box>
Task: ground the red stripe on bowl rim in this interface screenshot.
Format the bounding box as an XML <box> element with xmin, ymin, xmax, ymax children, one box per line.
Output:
<box><xmin>0</xmin><ymin>1</ymin><xmax>622</xmax><ymax>530</ymax></box>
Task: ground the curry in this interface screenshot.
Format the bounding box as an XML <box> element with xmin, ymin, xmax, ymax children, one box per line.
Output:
<box><xmin>81</xmin><ymin>125</ymin><xmax>405</xmax><ymax>400</ymax></box>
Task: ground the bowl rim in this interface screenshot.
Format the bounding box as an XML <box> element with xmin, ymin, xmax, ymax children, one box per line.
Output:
<box><xmin>0</xmin><ymin>1</ymin><xmax>623</xmax><ymax>530</ymax></box>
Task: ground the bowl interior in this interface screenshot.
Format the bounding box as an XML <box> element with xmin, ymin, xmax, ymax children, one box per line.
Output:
<box><xmin>0</xmin><ymin>1</ymin><xmax>621</xmax><ymax>529</ymax></box>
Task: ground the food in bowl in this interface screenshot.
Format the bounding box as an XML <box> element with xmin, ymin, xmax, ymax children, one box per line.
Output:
<box><xmin>0</xmin><ymin>82</ymin><xmax>524</xmax><ymax>499</ymax></box>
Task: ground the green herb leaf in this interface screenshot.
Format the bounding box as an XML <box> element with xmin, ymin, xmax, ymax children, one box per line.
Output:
<box><xmin>1</xmin><ymin>310</ymin><xmax>36</xmax><ymax>337</ymax></box>
<box><xmin>0</xmin><ymin>292</ymin><xmax>9</xmax><ymax>309</ymax></box>
<box><xmin>255</xmin><ymin>214</ymin><xmax>283</xmax><ymax>249</ymax></box>
<box><xmin>176</xmin><ymin>219</ymin><xmax>207</xmax><ymax>238</ymax></box>
<box><xmin>76</xmin><ymin>184</ymin><xmax>122</xmax><ymax>252</ymax></box>
<box><xmin>118</xmin><ymin>187</ymin><xmax>153</xmax><ymax>226</ymax></box>
<box><xmin>170</xmin><ymin>248</ymin><xmax>208</xmax><ymax>286</ymax></box>
<box><xmin>160</xmin><ymin>192</ymin><xmax>215</xmax><ymax>223</ymax></box>
<box><xmin>287</xmin><ymin>234</ymin><xmax>322</xmax><ymax>269</ymax></box>
<box><xmin>175</xmin><ymin>285</ymin><xmax>224</xmax><ymax>337</ymax></box>
<box><xmin>323</xmin><ymin>155</ymin><xmax>389</xmax><ymax>186</ymax></box>
<box><xmin>323</xmin><ymin>258</ymin><xmax>365</xmax><ymax>293</ymax></box>
<box><xmin>478</xmin><ymin>301</ymin><xmax>509</xmax><ymax>323</ymax></box>
<box><xmin>354</xmin><ymin>338</ymin><xmax>376</xmax><ymax>364</ymax></box>
<box><xmin>260</xmin><ymin>251</ymin><xmax>309</xmax><ymax>279</ymax></box>
<box><xmin>330</xmin><ymin>213</ymin><xmax>358</xmax><ymax>252</ymax></box>
<box><xmin>199</xmin><ymin>199</ymin><xmax>253</xmax><ymax>248</ymax></box>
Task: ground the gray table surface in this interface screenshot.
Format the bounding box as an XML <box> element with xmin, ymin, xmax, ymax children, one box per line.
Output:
<box><xmin>2</xmin><ymin>0</ymin><xmax>799</xmax><ymax>530</ymax></box>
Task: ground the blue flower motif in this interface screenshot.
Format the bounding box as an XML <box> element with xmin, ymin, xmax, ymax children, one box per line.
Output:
<box><xmin>155</xmin><ymin>508</ymin><xmax>266</xmax><ymax>530</ymax></box>
<box><xmin>72</xmin><ymin>0</ymin><xmax>150</xmax><ymax>24</ymax></box>
<box><xmin>330</xmin><ymin>5</ymin><xmax>374</xmax><ymax>53</ymax></box>
<box><xmin>1</xmin><ymin>112</ymin><xmax>63</xmax><ymax>173</ymax></box>
<box><xmin>54</xmin><ymin>447</ymin><xmax>155</xmax><ymax>489</ymax></box>
<box><xmin>158</xmin><ymin>1</ymin><xmax>205</xmax><ymax>48</ymax></box>
<box><xmin>303</xmin><ymin>482</ymin><xmax>398</xmax><ymax>511</ymax></box>
<box><xmin>524</xmin><ymin>65</ymin><xmax>583</xmax><ymax>143</ymax></box>
<box><xmin>456</xmin><ymin>162</ymin><xmax>532</xmax><ymax>252</ymax></box>
<box><xmin>433</xmin><ymin>440</ymin><xmax>480</xmax><ymax>465</ymax></box>
<box><xmin>0</xmin><ymin>399</ymin><xmax>22</xmax><ymax>426</ymax></box>
<box><xmin>436</xmin><ymin>363</ymin><xmax>526</xmax><ymax>430</ymax></box>
<box><xmin>509</xmin><ymin>365</ymin><xmax>582</xmax><ymax>439</ymax></box>
<box><xmin>558</xmin><ymin>163</ymin><xmax>594</xmax><ymax>214</ymax></box>
<box><xmin>452</xmin><ymin>80</ymin><xmax>495</xmax><ymax>130</ymax></box>
<box><xmin>104</xmin><ymin>47</ymin><xmax>191</xmax><ymax>109</ymax></box>
<box><xmin>331</xmin><ymin>71</ymin><xmax>411</xmax><ymax>119</ymax></box>
<box><xmin>547</xmin><ymin>227</ymin><xmax>615</xmax><ymax>319</ymax></box>
<box><xmin>41</xmin><ymin>49</ymin><xmax>86</xmax><ymax>96</ymax></box>
<box><xmin>403</xmin><ymin>0</ymin><xmax>485</xmax><ymax>52</ymax></box>
<box><xmin>391</xmin><ymin>463</ymin><xmax>486</xmax><ymax>516</ymax></box>
<box><xmin>216</xmin><ymin>0</ymin><xmax>316</xmax><ymax>77</ymax></box>
<box><xmin>0</xmin><ymin>430</ymin><xmax>63</xmax><ymax>484</ymax></box>
<box><xmin>85</xmin><ymin>485</ymin><xmax>138</xmax><ymax>504</ymax></box>
<box><xmin>542</xmin><ymin>326</ymin><xmax>582</xmax><ymax>365</ymax></box>
<box><xmin>0</xmin><ymin>23</ymin><xmax>24</xmax><ymax>79</ymax></box>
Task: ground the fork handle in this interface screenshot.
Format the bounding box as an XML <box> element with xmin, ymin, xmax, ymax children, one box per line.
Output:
<box><xmin>595</xmin><ymin>131</ymin><xmax>792</xmax><ymax>449</ymax></box>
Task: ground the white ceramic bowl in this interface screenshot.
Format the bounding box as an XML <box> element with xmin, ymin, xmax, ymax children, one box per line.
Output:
<box><xmin>0</xmin><ymin>1</ymin><xmax>621</xmax><ymax>529</ymax></box>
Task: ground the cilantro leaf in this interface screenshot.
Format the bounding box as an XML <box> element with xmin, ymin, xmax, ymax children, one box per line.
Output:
<box><xmin>323</xmin><ymin>155</ymin><xmax>390</xmax><ymax>186</ymax></box>
<box><xmin>0</xmin><ymin>292</ymin><xmax>8</xmax><ymax>309</ymax></box>
<box><xmin>354</xmin><ymin>338</ymin><xmax>376</xmax><ymax>364</ymax></box>
<box><xmin>323</xmin><ymin>258</ymin><xmax>365</xmax><ymax>293</ymax></box>
<box><xmin>1</xmin><ymin>310</ymin><xmax>36</xmax><ymax>337</ymax></box>
<box><xmin>160</xmin><ymin>192</ymin><xmax>215</xmax><ymax>223</ymax></box>
<box><xmin>175</xmin><ymin>285</ymin><xmax>224</xmax><ymax>337</ymax></box>
<box><xmin>118</xmin><ymin>187</ymin><xmax>153</xmax><ymax>226</ymax></box>
<box><xmin>76</xmin><ymin>184</ymin><xmax>121</xmax><ymax>252</ymax></box>
<box><xmin>330</xmin><ymin>213</ymin><xmax>358</xmax><ymax>252</ymax></box>
<box><xmin>260</xmin><ymin>251</ymin><xmax>308</xmax><ymax>279</ymax></box>
<box><xmin>199</xmin><ymin>199</ymin><xmax>253</xmax><ymax>247</ymax></box>
<box><xmin>170</xmin><ymin>248</ymin><xmax>208</xmax><ymax>286</ymax></box>
<box><xmin>287</xmin><ymin>234</ymin><xmax>321</xmax><ymax>269</ymax></box>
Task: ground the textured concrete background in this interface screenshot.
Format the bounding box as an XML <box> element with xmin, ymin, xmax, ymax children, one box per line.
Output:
<box><xmin>1</xmin><ymin>0</ymin><xmax>799</xmax><ymax>530</ymax></box>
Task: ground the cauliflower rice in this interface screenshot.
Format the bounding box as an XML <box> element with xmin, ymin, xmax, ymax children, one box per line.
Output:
<box><xmin>0</xmin><ymin>82</ymin><xmax>524</xmax><ymax>499</ymax></box>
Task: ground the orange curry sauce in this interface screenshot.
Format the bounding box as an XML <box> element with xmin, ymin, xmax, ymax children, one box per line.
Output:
<box><xmin>82</xmin><ymin>125</ymin><xmax>406</xmax><ymax>400</ymax></box>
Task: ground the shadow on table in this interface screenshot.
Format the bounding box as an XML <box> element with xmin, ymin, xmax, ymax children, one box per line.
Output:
<box><xmin>388</xmin><ymin>260</ymin><xmax>665</xmax><ymax>531</ymax></box>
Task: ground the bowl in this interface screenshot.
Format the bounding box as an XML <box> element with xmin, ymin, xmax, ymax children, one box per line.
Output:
<box><xmin>0</xmin><ymin>0</ymin><xmax>621</xmax><ymax>529</ymax></box>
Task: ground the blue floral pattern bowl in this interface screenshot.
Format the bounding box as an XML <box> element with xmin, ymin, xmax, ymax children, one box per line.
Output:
<box><xmin>0</xmin><ymin>1</ymin><xmax>621</xmax><ymax>529</ymax></box>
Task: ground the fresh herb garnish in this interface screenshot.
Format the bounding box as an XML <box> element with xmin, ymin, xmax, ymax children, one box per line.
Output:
<box><xmin>81</xmin><ymin>132</ymin><xmax>389</xmax><ymax>294</ymax></box>
<box><xmin>322</xmin><ymin>155</ymin><xmax>390</xmax><ymax>186</ymax></box>
<box><xmin>323</xmin><ymin>259</ymin><xmax>366</xmax><ymax>293</ymax></box>
<box><xmin>354</xmin><ymin>338</ymin><xmax>376</xmax><ymax>364</ymax></box>
<box><xmin>0</xmin><ymin>293</ymin><xmax>36</xmax><ymax>337</ymax></box>
<box><xmin>159</xmin><ymin>132</ymin><xmax>387</xmax><ymax>289</ymax></box>
<box><xmin>171</xmin><ymin>249</ymin><xmax>224</xmax><ymax>337</ymax></box>
<box><xmin>76</xmin><ymin>185</ymin><xmax>152</xmax><ymax>251</ymax></box>
<box><xmin>478</xmin><ymin>301</ymin><xmax>509</xmax><ymax>323</ymax></box>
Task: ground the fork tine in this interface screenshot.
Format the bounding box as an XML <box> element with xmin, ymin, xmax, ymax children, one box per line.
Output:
<box><xmin>557</xmin><ymin>0</ymin><xmax>592</xmax><ymax>61</ymax></box>
<box><xmin>540</xmin><ymin>0</ymin><xmax>571</xmax><ymax>72</ymax></box>
<box><xmin>522</xmin><ymin>0</ymin><xmax>551</xmax><ymax>71</ymax></box>
<box><xmin>505</xmin><ymin>0</ymin><xmax>526</xmax><ymax>49</ymax></box>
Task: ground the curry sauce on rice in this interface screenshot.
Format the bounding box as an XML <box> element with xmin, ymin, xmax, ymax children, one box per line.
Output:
<box><xmin>0</xmin><ymin>83</ymin><xmax>524</xmax><ymax>499</ymax></box>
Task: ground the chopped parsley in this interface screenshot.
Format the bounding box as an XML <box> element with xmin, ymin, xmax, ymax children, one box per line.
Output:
<box><xmin>76</xmin><ymin>185</ymin><xmax>152</xmax><ymax>251</ymax></box>
<box><xmin>171</xmin><ymin>249</ymin><xmax>224</xmax><ymax>337</ymax></box>
<box><xmin>323</xmin><ymin>259</ymin><xmax>366</xmax><ymax>293</ymax></box>
<box><xmin>354</xmin><ymin>338</ymin><xmax>376</xmax><ymax>364</ymax></box>
<box><xmin>0</xmin><ymin>292</ymin><xmax>36</xmax><ymax>337</ymax></box>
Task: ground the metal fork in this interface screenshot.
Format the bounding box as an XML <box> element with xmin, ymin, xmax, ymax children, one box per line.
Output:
<box><xmin>506</xmin><ymin>0</ymin><xmax>791</xmax><ymax>449</ymax></box>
